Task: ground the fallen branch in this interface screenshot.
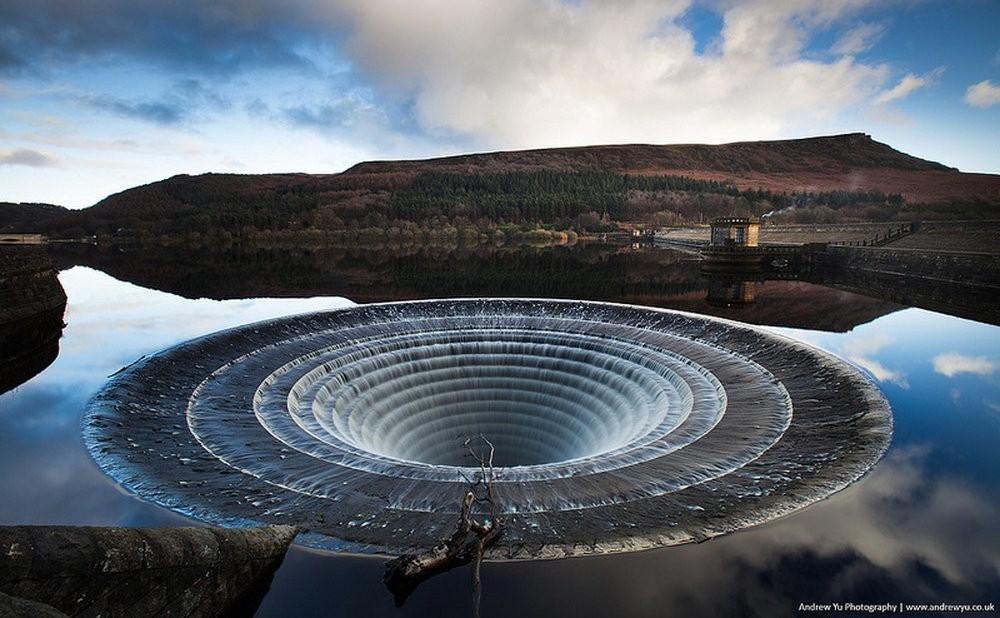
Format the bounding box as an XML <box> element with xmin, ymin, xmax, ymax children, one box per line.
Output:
<box><xmin>383</xmin><ymin>436</ymin><xmax>504</xmax><ymax>614</ymax></box>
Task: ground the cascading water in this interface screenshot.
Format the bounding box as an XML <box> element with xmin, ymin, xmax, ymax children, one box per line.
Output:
<box><xmin>84</xmin><ymin>299</ymin><xmax>892</xmax><ymax>559</ymax></box>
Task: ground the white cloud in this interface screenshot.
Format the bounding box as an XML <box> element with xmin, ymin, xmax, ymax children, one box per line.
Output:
<box><xmin>569</xmin><ymin>445</ymin><xmax>1000</xmax><ymax>616</ymax></box>
<box><xmin>964</xmin><ymin>80</ymin><xmax>1000</xmax><ymax>108</ymax></box>
<box><xmin>932</xmin><ymin>352</ymin><xmax>999</xmax><ymax>378</ymax></box>
<box><xmin>328</xmin><ymin>0</ymin><xmax>888</xmax><ymax>148</ymax></box>
<box><xmin>852</xmin><ymin>356</ymin><xmax>909</xmax><ymax>388</ymax></box>
<box><xmin>873</xmin><ymin>67</ymin><xmax>944</xmax><ymax>105</ymax></box>
<box><xmin>841</xmin><ymin>333</ymin><xmax>908</xmax><ymax>388</ymax></box>
<box><xmin>841</xmin><ymin>332</ymin><xmax>893</xmax><ymax>356</ymax></box>
<box><xmin>832</xmin><ymin>22</ymin><xmax>885</xmax><ymax>56</ymax></box>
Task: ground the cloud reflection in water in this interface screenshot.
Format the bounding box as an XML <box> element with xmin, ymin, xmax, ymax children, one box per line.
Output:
<box><xmin>0</xmin><ymin>266</ymin><xmax>997</xmax><ymax>617</ymax></box>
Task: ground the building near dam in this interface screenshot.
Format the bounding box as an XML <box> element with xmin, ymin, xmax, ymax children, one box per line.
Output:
<box><xmin>703</xmin><ymin>217</ymin><xmax>764</xmax><ymax>270</ymax></box>
<box><xmin>709</xmin><ymin>217</ymin><xmax>760</xmax><ymax>247</ymax></box>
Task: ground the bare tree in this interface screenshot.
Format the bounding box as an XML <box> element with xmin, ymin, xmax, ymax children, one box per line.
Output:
<box><xmin>383</xmin><ymin>435</ymin><xmax>504</xmax><ymax>616</ymax></box>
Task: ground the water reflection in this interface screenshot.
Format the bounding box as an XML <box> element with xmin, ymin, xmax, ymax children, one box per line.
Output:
<box><xmin>0</xmin><ymin>267</ymin><xmax>351</xmax><ymax>529</ymax></box>
<box><xmin>48</xmin><ymin>242</ymin><xmax>905</xmax><ymax>331</ymax></box>
<box><xmin>704</xmin><ymin>273</ymin><xmax>759</xmax><ymax>307</ymax></box>
<box><xmin>0</xmin><ymin>305</ymin><xmax>65</xmax><ymax>395</ymax></box>
<box><xmin>0</xmin><ymin>245</ymin><xmax>996</xmax><ymax>617</ymax></box>
<box><xmin>256</xmin><ymin>445</ymin><xmax>998</xmax><ymax>618</ymax></box>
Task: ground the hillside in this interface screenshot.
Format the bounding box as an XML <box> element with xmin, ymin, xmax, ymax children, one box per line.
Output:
<box><xmin>0</xmin><ymin>203</ymin><xmax>70</xmax><ymax>233</ymax></box>
<box><xmin>3</xmin><ymin>133</ymin><xmax>998</xmax><ymax>239</ymax></box>
<box><xmin>345</xmin><ymin>133</ymin><xmax>997</xmax><ymax>204</ymax></box>
<box><xmin>349</xmin><ymin>133</ymin><xmax>951</xmax><ymax>175</ymax></box>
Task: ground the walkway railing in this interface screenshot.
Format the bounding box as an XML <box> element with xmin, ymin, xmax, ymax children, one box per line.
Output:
<box><xmin>831</xmin><ymin>222</ymin><xmax>919</xmax><ymax>247</ymax></box>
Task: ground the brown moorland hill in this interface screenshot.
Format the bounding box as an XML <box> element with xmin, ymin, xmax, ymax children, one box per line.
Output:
<box><xmin>345</xmin><ymin>133</ymin><xmax>998</xmax><ymax>204</ymax></box>
<box><xmin>2</xmin><ymin>133</ymin><xmax>997</xmax><ymax>238</ymax></box>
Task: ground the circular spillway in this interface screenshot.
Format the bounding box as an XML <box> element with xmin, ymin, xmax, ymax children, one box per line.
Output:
<box><xmin>84</xmin><ymin>299</ymin><xmax>892</xmax><ymax>559</ymax></box>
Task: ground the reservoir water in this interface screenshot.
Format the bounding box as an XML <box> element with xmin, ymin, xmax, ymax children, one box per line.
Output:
<box><xmin>1</xmin><ymin>243</ymin><xmax>997</xmax><ymax>616</ymax></box>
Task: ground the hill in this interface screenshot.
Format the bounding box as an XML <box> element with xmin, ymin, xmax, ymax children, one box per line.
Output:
<box><xmin>0</xmin><ymin>203</ymin><xmax>70</xmax><ymax>233</ymax></box>
<box><xmin>345</xmin><ymin>133</ymin><xmax>997</xmax><ymax>204</ymax></box>
<box><xmin>2</xmin><ymin>133</ymin><xmax>998</xmax><ymax>240</ymax></box>
<box><xmin>350</xmin><ymin>133</ymin><xmax>951</xmax><ymax>175</ymax></box>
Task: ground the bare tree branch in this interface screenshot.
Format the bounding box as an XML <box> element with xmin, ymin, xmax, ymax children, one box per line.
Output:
<box><xmin>384</xmin><ymin>435</ymin><xmax>505</xmax><ymax>616</ymax></box>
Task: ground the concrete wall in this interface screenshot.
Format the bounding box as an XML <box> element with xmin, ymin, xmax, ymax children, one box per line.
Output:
<box><xmin>0</xmin><ymin>525</ymin><xmax>297</xmax><ymax>617</ymax></box>
<box><xmin>886</xmin><ymin>220</ymin><xmax>1000</xmax><ymax>254</ymax></box>
<box><xmin>824</xmin><ymin>245</ymin><xmax>1000</xmax><ymax>287</ymax></box>
<box><xmin>659</xmin><ymin>222</ymin><xmax>912</xmax><ymax>245</ymax></box>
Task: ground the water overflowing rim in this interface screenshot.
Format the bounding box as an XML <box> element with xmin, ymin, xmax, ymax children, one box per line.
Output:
<box><xmin>249</xmin><ymin>323</ymin><xmax>731</xmax><ymax>479</ymax></box>
<box><xmin>82</xmin><ymin>297</ymin><xmax>893</xmax><ymax>560</ymax></box>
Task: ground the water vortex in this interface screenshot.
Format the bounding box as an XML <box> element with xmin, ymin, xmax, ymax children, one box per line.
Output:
<box><xmin>85</xmin><ymin>299</ymin><xmax>891</xmax><ymax>559</ymax></box>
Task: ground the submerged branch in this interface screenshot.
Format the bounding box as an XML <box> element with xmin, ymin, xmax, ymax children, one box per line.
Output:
<box><xmin>383</xmin><ymin>435</ymin><xmax>505</xmax><ymax>614</ymax></box>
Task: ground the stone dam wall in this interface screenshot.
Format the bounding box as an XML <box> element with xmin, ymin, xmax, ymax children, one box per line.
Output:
<box><xmin>657</xmin><ymin>220</ymin><xmax>1000</xmax><ymax>253</ymax></box>
<box><xmin>657</xmin><ymin>222</ymin><xmax>914</xmax><ymax>245</ymax></box>
<box><xmin>0</xmin><ymin>525</ymin><xmax>297</xmax><ymax>617</ymax></box>
<box><xmin>819</xmin><ymin>245</ymin><xmax>1000</xmax><ymax>324</ymax></box>
<box><xmin>824</xmin><ymin>245</ymin><xmax>1000</xmax><ymax>287</ymax></box>
<box><xmin>884</xmin><ymin>219</ymin><xmax>1000</xmax><ymax>254</ymax></box>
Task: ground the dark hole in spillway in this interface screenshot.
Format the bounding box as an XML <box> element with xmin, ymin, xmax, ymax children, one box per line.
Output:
<box><xmin>84</xmin><ymin>299</ymin><xmax>892</xmax><ymax>560</ymax></box>
<box><xmin>294</xmin><ymin>331</ymin><xmax>687</xmax><ymax>469</ymax></box>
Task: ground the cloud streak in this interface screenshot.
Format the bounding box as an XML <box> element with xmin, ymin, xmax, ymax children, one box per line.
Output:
<box><xmin>74</xmin><ymin>79</ymin><xmax>231</xmax><ymax>126</ymax></box>
<box><xmin>873</xmin><ymin>67</ymin><xmax>944</xmax><ymax>105</ymax></box>
<box><xmin>853</xmin><ymin>356</ymin><xmax>909</xmax><ymax>388</ymax></box>
<box><xmin>832</xmin><ymin>21</ymin><xmax>885</xmax><ymax>56</ymax></box>
<box><xmin>841</xmin><ymin>334</ymin><xmax>908</xmax><ymax>388</ymax></box>
<box><xmin>281</xmin><ymin>96</ymin><xmax>383</xmax><ymax>131</ymax></box>
<box><xmin>932</xmin><ymin>352</ymin><xmax>998</xmax><ymax>378</ymax></box>
<box><xmin>83</xmin><ymin>95</ymin><xmax>186</xmax><ymax>125</ymax></box>
<box><xmin>0</xmin><ymin>148</ymin><xmax>55</xmax><ymax>167</ymax></box>
<box><xmin>964</xmin><ymin>80</ymin><xmax>1000</xmax><ymax>108</ymax></box>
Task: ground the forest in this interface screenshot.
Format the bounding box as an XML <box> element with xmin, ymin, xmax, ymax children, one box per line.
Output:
<box><xmin>3</xmin><ymin>169</ymin><xmax>974</xmax><ymax>241</ymax></box>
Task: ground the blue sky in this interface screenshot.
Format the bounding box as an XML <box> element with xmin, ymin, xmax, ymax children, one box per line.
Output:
<box><xmin>0</xmin><ymin>0</ymin><xmax>998</xmax><ymax>208</ymax></box>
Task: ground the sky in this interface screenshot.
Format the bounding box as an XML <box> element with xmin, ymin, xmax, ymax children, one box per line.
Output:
<box><xmin>0</xmin><ymin>0</ymin><xmax>998</xmax><ymax>209</ymax></box>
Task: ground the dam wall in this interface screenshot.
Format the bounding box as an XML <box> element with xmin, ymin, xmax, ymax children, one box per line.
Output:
<box><xmin>659</xmin><ymin>220</ymin><xmax>1000</xmax><ymax>253</ymax></box>
<box><xmin>657</xmin><ymin>222</ymin><xmax>915</xmax><ymax>245</ymax></box>
<box><xmin>884</xmin><ymin>219</ymin><xmax>1000</xmax><ymax>253</ymax></box>
<box><xmin>817</xmin><ymin>245</ymin><xmax>1000</xmax><ymax>324</ymax></box>
<box><xmin>824</xmin><ymin>245</ymin><xmax>1000</xmax><ymax>287</ymax></box>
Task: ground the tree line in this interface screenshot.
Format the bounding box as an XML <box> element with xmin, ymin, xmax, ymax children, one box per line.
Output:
<box><xmin>12</xmin><ymin>170</ymin><xmax>914</xmax><ymax>239</ymax></box>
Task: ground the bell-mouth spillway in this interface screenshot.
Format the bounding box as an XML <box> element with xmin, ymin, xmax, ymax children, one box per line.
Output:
<box><xmin>84</xmin><ymin>299</ymin><xmax>892</xmax><ymax>560</ymax></box>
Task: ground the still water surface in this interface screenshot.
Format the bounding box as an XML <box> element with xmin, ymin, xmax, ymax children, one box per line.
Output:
<box><xmin>1</xmin><ymin>244</ymin><xmax>997</xmax><ymax>616</ymax></box>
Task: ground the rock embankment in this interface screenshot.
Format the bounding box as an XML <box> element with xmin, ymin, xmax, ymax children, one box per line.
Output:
<box><xmin>0</xmin><ymin>246</ymin><xmax>66</xmax><ymax>324</ymax></box>
<box><xmin>0</xmin><ymin>247</ymin><xmax>67</xmax><ymax>394</ymax></box>
<box><xmin>0</xmin><ymin>525</ymin><xmax>298</xmax><ymax>617</ymax></box>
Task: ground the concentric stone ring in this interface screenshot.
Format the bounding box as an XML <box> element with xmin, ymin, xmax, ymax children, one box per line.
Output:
<box><xmin>84</xmin><ymin>299</ymin><xmax>892</xmax><ymax>559</ymax></box>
